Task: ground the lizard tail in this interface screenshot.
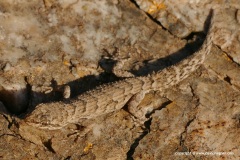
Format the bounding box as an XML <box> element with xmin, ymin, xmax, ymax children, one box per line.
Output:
<box><xmin>151</xmin><ymin>9</ymin><xmax>214</xmax><ymax>91</ymax></box>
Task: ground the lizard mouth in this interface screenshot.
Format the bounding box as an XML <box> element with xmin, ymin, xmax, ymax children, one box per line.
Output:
<box><xmin>24</xmin><ymin>119</ymin><xmax>63</xmax><ymax>130</ymax></box>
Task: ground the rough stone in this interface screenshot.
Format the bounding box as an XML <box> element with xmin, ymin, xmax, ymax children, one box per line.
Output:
<box><xmin>0</xmin><ymin>0</ymin><xmax>239</xmax><ymax>159</ymax></box>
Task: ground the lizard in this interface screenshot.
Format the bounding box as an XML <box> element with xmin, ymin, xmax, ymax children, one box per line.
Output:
<box><xmin>22</xmin><ymin>10</ymin><xmax>214</xmax><ymax>130</ymax></box>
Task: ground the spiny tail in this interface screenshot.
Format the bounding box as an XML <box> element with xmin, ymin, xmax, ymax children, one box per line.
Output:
<box><xmin>152</xmin><ymin>9</ymin><xmax>214</xmax><ymax>91</ymax></box>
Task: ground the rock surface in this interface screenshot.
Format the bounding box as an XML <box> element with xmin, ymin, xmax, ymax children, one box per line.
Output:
<box><xmin>0</xmin><ymin>0</ymin><xmax>239</xmax><ymax>159</ymax></box>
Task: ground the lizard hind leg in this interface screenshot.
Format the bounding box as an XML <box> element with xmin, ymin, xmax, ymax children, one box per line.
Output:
<box><xmin>126</xmin><ymin>91</ymin><xmax>154</xmax><ymax>127</ymax></box>
<box><xmin>126</xmin><ymin>91</ymin><xmax>171</xmax><ymax>128</ymax></box>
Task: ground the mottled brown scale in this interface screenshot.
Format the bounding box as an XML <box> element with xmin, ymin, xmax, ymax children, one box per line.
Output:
<box><xmin>24</xmin><ymin>11</ymin><xmax>214</xmax><ymax>130</ymax></box>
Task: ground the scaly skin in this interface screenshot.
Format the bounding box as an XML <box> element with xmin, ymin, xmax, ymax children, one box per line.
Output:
<box><xmin>23</xmin><ymin>10</ymin><xmax>214</xmax><ymax>130</ymax></box>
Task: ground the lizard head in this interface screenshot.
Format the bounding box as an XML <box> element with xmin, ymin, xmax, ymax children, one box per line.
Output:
<box><xmin>24</xmin><ymin>103</ymin><xmax>68</xmax><ymax>130</ymax></box>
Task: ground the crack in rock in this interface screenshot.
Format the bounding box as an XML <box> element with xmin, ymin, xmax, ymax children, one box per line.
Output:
<box><xmin>126</xmin><ymin>100</ymin><xmax>172</xmax><ymax>159</ymax></box>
